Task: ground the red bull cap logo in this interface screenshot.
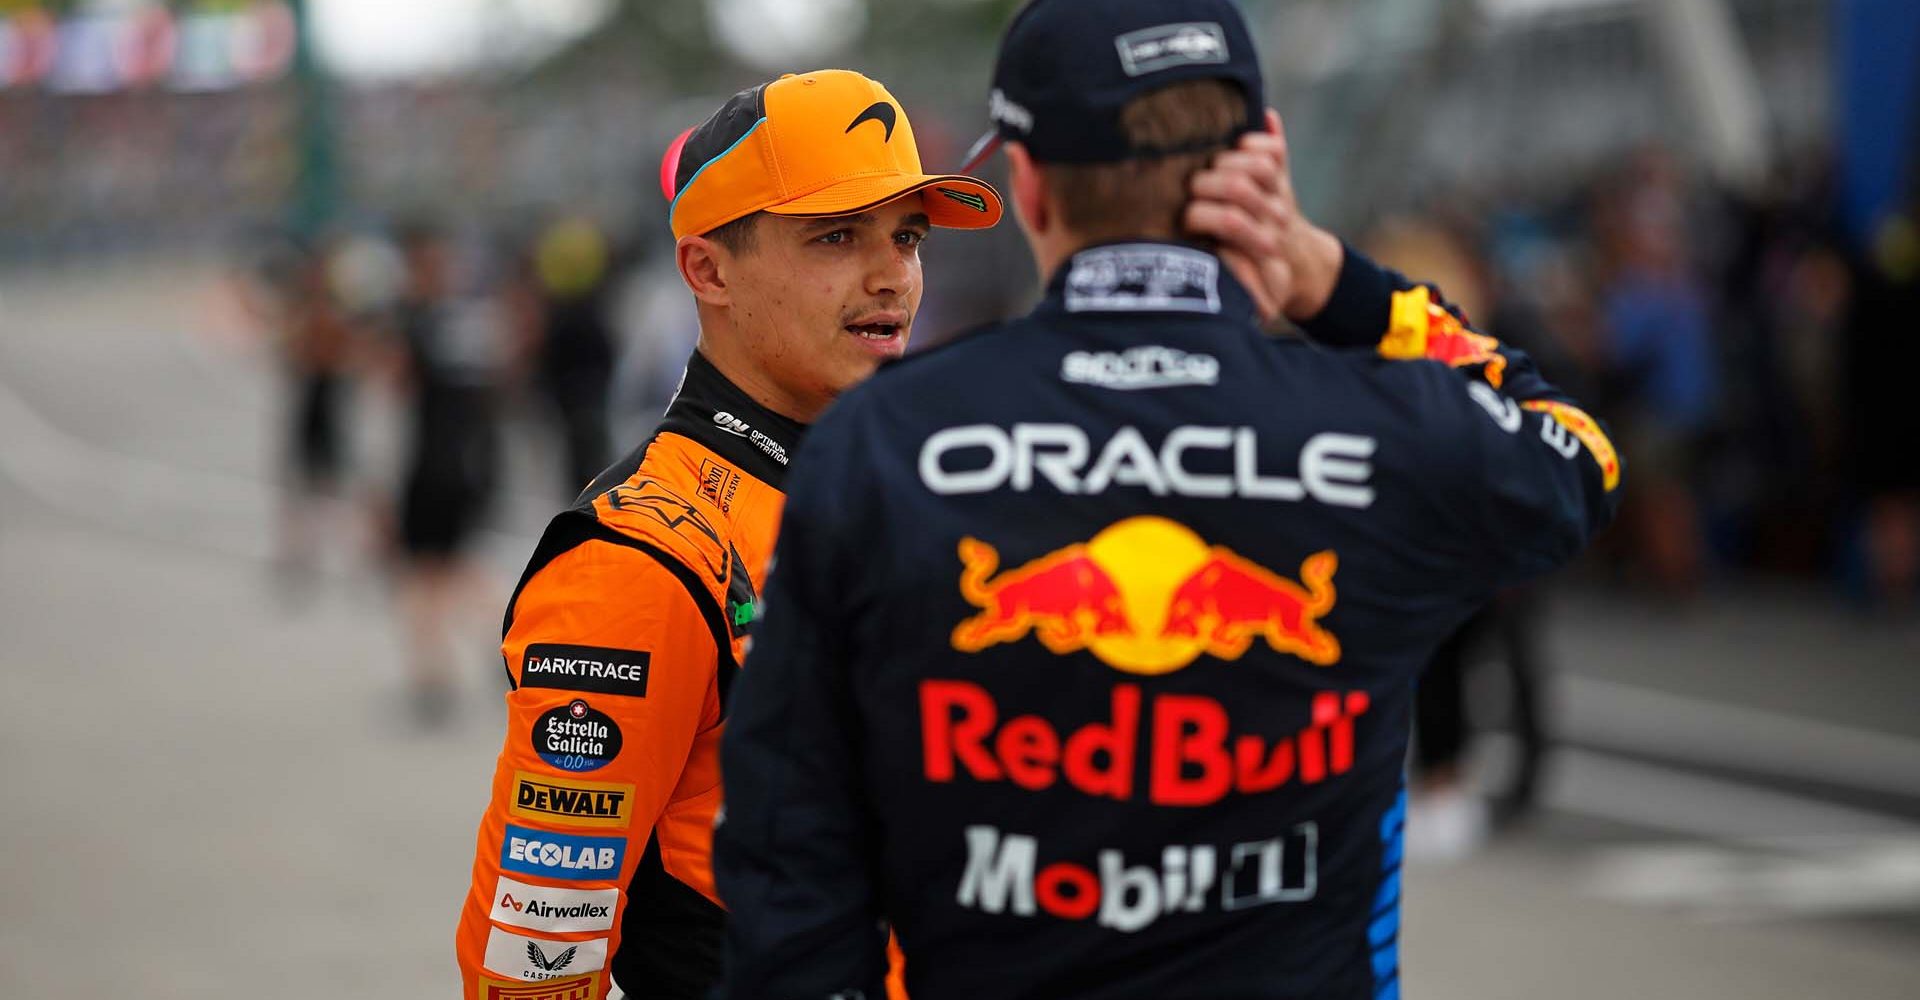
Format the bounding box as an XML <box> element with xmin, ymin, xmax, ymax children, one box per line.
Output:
<box><xmin>952</xmin><ymin>516</ymin><xmax>1339</xmax><ymax>674</ymax></box>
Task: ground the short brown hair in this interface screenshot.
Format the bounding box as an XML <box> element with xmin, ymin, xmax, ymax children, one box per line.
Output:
<box><xmin>704</xmin><ymin>212</ymin><xmax>762</xmax><ymax>254</ymax></box>
<box><xmin>1044</xmin><ymin>80</ymin><xmax>1249</xmax><ymax>242</ymax></box>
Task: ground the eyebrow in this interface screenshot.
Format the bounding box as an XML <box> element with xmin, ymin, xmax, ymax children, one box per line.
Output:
<box><xmin>803</xmin><ymin>213</ymin><xmax>878</xmax><ymax>232</ymax></box>
<box><xmin>802</xmin><ymin>211</ymin><xmax>931</xmax><ymax>232</ymax></box>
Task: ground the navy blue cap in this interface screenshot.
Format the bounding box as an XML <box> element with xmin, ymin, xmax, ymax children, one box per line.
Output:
<box><xmin>962</xmin><ymin>0</ymin><xmax>1265</xmax><ymax>171</ymax></box>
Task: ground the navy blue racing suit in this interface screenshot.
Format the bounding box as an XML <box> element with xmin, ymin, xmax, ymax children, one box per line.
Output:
<box><xmin>714</xmin><ymin>242</ymin><xmax>1621</xmax><ymax>1000</ymax></box>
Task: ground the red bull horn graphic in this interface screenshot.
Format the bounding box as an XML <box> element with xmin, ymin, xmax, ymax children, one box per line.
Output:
<box><xmin>1380</xmin><ymin>286</ymin><xmax>1507</xmax><ymax>389</ymax></box>
<box><xmin>952</xmin><ymin>516</ymin><xmax>1340</xmax><ymax>674</ymax></box>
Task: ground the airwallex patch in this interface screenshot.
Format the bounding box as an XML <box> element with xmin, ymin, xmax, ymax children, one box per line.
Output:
<box><xmin>533</xmin><ymin>699</ymin><xmax>622</xmax><ymax>772</ymax></box>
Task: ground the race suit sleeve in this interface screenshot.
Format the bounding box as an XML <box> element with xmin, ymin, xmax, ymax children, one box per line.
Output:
<box><xmin>712</xmin><ymin>409</ymin><xmax>889</xmax><ymax>1000</ymax></box>
<box><xmin>1298</xmin><ymin>244</ymin><xmax>1623</xmax><ymax>585</ymax></box>
<box><xmin>456</xmin><ymin>526</ymin><xmax>723</xmax><ymax>999</ymax></box>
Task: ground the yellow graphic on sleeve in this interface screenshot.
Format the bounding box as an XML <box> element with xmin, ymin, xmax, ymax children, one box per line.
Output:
<box><xmin>1522</xmin><ymin>400</ymin><xmax>1621</xmax><ymax>491</ymax></box>
<box><xmin>1379</xmin><ymin>286</ymin><xmax>1507</xmax><ymax>389</ymax></box>
<box><xmin>509</xmin><ymin>771</ymin><xmax>636</xmax><ymax>829</ymax></box>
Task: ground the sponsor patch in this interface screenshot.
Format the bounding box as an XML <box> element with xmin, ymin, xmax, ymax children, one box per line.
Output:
<box><xmin>533</xmin><ymin>699</ymin><xmax>622</xmax><ymax>772</ymax></box>
<box><xmin>482</xmin><ymin>927</ymin><xmax>609</xmax><ymax>983</ymax></box>
<box><xmin>501</xmin><ymin>824</ymin><xmax>626</xmax><ymax>881</ymax></box>
<box><xmin>522</xmin><ymin>644</ymin><xmax>651</xmax><ymax>699</ymax></box>
<box><xmin>1062</xmin><ymin>345</ymin><xmax>1219</xmax><ymax>390</ymax></box>
<box><xmin>697</xmin><ymin>458</ymin><xmax>740</xmax><ymax>514</ymax></box>
<box><xmin>491</xmin><ymin>876</ymin><xmax>619</xmax><ymax>933</ymax></box>
<box><xmin>477</xmin><ymin>973</ymin><xmax>600</xmax><ymax>1000</ymax></box>
<box><xmin>938</xmin><ymin>187</ymin><xmax>989</xmax><ymax>213</ymax></box>
<box><xmin>1115</xmin><ymin>22</ymin><xmax>1228</xmax><ymax>77</ymax></box>
<box><xmin>1064</xmin><ymin>245</ymin><xmax>1221</xmax><ymax>315</ymax></box>
<box><xmin>509</xmin><ymin>771</ymin><xmax>634</xmax><ymax>829</ymax></box>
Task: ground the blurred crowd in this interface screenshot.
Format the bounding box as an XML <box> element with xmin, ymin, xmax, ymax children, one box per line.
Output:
<box><xmin>1364</xmin><ymin>146</ymin><xmax>1920</xmax><ymax>611</ymax></box>
<box><xmin>236</xmin><ymin>212</ymin><xmax>700</xmax><ymax>721</ymax></box>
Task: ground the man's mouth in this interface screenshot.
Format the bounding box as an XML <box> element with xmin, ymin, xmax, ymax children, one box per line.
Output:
<box><xmin>844</xmin><ymin>312</ymin><xmax>908</xmax><ymax>342</ymax></box>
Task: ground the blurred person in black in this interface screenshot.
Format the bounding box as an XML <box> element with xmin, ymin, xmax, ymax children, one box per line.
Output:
<box><xmin>390</xmin><ymin>221</ymin><xmax>509</xmax><ymax>723</ymax></box>
<box><xmin>235</xmin><ymin>235</ymin><xmax>363</xmax><ymax>596</ymax></box>
<box><xmin>1845</xmin><ymin>199</ymin><xmax>1920</xmax><ymax>609</ymax></box>
<box><xmin>524</xmin><ymin>214</ymin><xmax>620</xmax><ymax>495</ymax></box>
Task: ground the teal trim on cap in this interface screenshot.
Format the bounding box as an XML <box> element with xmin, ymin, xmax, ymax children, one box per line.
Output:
<box><xmin>669</xmin><ymin>116</ymin><xmax>769</xmax><ymax>225</ymax></box>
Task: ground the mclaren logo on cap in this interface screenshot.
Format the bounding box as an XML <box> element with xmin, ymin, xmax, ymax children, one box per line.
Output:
<box><xmin>845</xmin><ymin>101</ymin><xmax>898</xmax><ymax>142</ymax></box>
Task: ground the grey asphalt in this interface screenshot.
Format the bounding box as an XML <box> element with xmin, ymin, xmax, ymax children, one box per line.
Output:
<box><xmin>3</xmin><ymin>257</ymin><xmax>1916</xmax><ymax>999</ymax></box>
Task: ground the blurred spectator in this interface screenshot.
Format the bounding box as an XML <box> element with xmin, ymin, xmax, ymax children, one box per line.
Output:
<box><xmin>387</xmin><ymin>221</ymin><xmax>510</xmax><ymax>723</ymax></box>
<box><xmin>230</xmin><ymin>233</ymin><xmax>370</xmax><ymax>596</ymax></box>
<box><xmin>522</xmin><ymin>214</ymin><xmax>619</xmax><ymax>496</ymax></box>
<box><xmin>1844</xmin><ymin>203</ymin><xmax>1920</xmax><ymax>609</ymax></box>
<box><xmin>271</xmin><ymin>239</ymin><xmax>361</xmax><ymax>591</ymax></box>
<box><xmin>1592</xmin><ymin>150</ymin><xmax>1719</xmax><ymax>597</ymax></box>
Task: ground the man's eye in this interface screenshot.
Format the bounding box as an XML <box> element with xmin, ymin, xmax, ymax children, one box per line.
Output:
<box><xmin>816</xmin><ymin>230</ymin><xmax>851</xmax><ymax>245</ymax></box>
<box><xmin>897</xmin><ymin>231</ymin><xmax>927</xmax><ymax>248</ymax></box>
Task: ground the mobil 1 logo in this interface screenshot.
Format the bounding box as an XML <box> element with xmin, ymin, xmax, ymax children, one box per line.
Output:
<box><xmin>522</xmin><ymin>643</ymin><xmax>651</xmax><ymax>698</ymax></box>
<box><xmin>533</xmin><ymin>699</ymin><xmax>622</xmax><ymax>773</ymax></box>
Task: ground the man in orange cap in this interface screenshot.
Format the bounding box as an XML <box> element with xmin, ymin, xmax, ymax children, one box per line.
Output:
<box><xmin>451</xmin><ymin>68</ymin><xmax>1001</xmax><ymax>1000</ymax></box>
<box><xmin>454</xmin><ymin>66</ymin><xmax>1298</xmax><ymax>1000</ymax></box>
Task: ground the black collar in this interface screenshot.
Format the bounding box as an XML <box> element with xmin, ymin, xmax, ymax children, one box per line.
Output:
<box><xmin>658</xmin><ymin>351</ymin><xmax>808</xmax><ymax>489</ymax></box>
<box><xmin>1035</xmin><ymin>240</ymin><xmax>1258</xmax><ymax>324</ymax></box>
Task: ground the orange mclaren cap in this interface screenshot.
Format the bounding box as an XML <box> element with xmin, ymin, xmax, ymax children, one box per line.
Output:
<box><xmin>663</xmin><ymin>69</ymin><xmax>1003</xmax><ymax>241</ymax></box>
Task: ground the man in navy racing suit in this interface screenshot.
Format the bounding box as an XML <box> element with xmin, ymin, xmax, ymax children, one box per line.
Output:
<box><xmin>714</xmin><ymin>1</ymin><xmax>1622</xmax><ymax>997</ymax></box>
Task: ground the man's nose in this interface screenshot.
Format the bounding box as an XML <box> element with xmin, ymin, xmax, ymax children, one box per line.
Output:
<box><xmin>865</xmin><ymin>243</ymin><xmax>916</xmax><ymax>299</ymax></box>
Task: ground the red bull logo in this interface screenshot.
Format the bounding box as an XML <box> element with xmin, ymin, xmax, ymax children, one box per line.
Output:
<box><xmin>952</xmin><ymin>516</ymin><xmax>1339</xmax><ymax>674</ymax></box>
<box><xmin>1381</xmin><ymin>286</ymin><xmax>1508</xmax><ymax>388</ymax></box>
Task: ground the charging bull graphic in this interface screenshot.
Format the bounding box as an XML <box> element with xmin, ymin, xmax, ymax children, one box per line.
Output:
<box><xmin>952</xmin><ymin>516</ymin><xmax>1339</xmax><ymax>674</ymax></box>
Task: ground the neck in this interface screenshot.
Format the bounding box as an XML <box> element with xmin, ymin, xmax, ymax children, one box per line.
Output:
<box><xmin>693</xmin><ymin>325</ymin><xmax>823</xmax><ymax>424</ymax></box>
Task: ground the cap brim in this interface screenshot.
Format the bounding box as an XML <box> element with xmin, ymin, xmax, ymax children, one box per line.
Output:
<box><xmin>767</xmin><ymin>173</ymin><xmax>1002</xmax><ymax>230</ymax></box>
<box><xmin>958</xmin><ymin>131</ymin><xmax>1003</xmax><ymax>175</ymax></box>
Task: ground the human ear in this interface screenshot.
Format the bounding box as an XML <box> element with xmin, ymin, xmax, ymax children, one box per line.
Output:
<box><xmin>1006</xmin><ymin>142</ymin><xmax>1050</xmax><ymax>236</ymax></box>
<box><xmin>676</xmin><ymin>237</ymin><xmax>730</xmax><ymax>307</ymax></box>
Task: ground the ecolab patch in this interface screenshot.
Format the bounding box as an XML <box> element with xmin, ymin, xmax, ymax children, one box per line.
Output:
<box><xmin>509</xmin><ymin>771</ymin><xmax>634</xmax><ymax>829</ymax></box>
<box><xmin>482</xmin><ymin>926</ymin><xmax>609</xmax><ymax>982</ymax></box>
<box><xmin>491</xmin><ymin>876</ymin><xmax>618</xmax><ymax>934</ymax></box>
<box><xmin>477</xmin><ymin>972</ymin><xmax>600</xmax><ymax>1000</ymax></box>
<box><xmin>522</xmin><ymin>643</ymin><xmax>651</xmax><ymax>698</ymax></box>
<box><xmin>500</xmin><ymin>824</ymin><xmax>625</xmax><ymax>881</ymax></box>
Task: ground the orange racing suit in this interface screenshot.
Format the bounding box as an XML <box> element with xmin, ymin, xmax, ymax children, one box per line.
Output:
<box><xmin>455</xmin><ymin>351</ymin><xmax>797</xmax><ymax>999</ymax></box>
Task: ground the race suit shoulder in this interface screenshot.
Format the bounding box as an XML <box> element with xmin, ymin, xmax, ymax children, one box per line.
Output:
<box><xmin>456</xmin><ymin>350</ymin><xmax>797</xmax><ymax>1000</ymax></box>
